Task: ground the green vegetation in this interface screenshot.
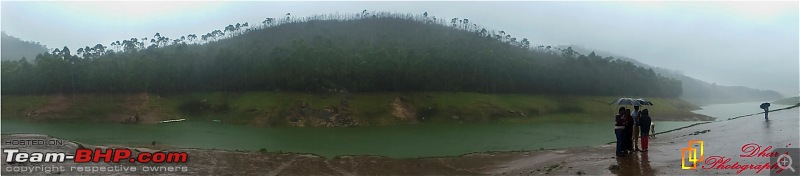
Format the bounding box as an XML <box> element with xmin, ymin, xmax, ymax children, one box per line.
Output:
<box><xmin>773</xmin><ymin>96</ymin><xmax>800</xmax><ymax>105</ymax></box>
<box><xmin>0</xmin><ymin>95</ymin><xmax>51</xmax><ymax>117</ymax></box>
<box><xmin>1</xmin><ymin>94</ymin><xmax>136</xmax><ymax>121</ymax></box>
<box><xmin>2</xmin><ymin>11</ymin><xmax>680</xmax><ymax>98</ymax></box>
<box><xmin>2</xmin><ymin>92</ymin><xmax>700</xmax><ymax>126</ymax></box>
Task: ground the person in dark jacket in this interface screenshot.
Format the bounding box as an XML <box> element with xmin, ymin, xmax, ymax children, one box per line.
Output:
<box><xmin>614</xmin><ymin>107</ymin><xmax>626</xmax><ymax>156</ymax></box>
<box><xmin>623</xmin><ymin>109</ymin><xmax>634</xmax><ymax>153</ymax></box>
<box><xmin>638</xmin><ymin>109</ymin><xmax>652</xmax><ymax>152</ymax></box>
<box><xmin>760</xmin><ymin>103</ymin><xmax>770</xmax><ymax>120</ymax></box>
<box><xmin>632</xmin><ymin>106</ymin><xmax>641</xmax><ymax>151</ymax></box>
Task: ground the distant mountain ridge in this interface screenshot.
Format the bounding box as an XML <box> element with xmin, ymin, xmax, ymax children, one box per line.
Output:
<box><xmin>563</xmin><ymin>45</ymin><xmax>783</xmax><ymax>105</ymax></box>
<box><xmin>1</xmin><ymin>31</ymin><xmax>49</xmax><ymax>61</ymax></box>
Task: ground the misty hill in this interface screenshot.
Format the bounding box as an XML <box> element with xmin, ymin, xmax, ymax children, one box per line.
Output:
<box><xmin>773</xmin><ymin>96</ymin><xmax>799</xmax><ymax>105</ymax></box>
<box><xmin>1</xmin><ymin>12</ymin><xmax>681</xmax><ymax>98</ymax></box>
<box><xmin>1</xmin><ymin>32</ymin><xmax>48</xmax><ymax>61</ymax></box>
<box><xmin>565</xmin><ymin>45</ymin><xmax>782</xmax><ymax>105</ymax></box>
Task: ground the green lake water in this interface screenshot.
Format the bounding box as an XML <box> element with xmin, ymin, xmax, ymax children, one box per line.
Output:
<box><xmin>1</xmin><ymin>119</ymin><xmax>699</xmax><ymax>158</ymax></box>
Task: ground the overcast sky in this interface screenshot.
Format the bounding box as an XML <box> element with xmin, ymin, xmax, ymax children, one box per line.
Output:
<box><xmin>2</xmin><ymin>1</ymin><xmax>798</xmax><ymax>96</ymax></box>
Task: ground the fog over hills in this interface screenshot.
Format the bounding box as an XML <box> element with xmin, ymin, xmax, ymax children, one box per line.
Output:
<box><xmin>1</xmin><ymin>14</ymin><xmax>682</xmax><ymax>98</ymax></box>
<box><xmin>0</xmin><ymin>14</ymin><xmax>783</xmax><ymax>105</ymax></box>
<box><xmin>566</xmin><ymin>45</ymin><xmax>783</xmax><ymax>105</ymax></box>
<box><xmin>1</xmin><ymin>31</ymin><xmax>48</xmax><ymax>61</ymax></box>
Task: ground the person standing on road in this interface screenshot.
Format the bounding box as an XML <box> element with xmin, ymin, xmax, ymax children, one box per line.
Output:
<box><xmin>760</xmin><ymin>103</ymin><xmax>770</xmax><ymax>120</ymax></box>
<box><xmin>632</xmin><ymin>106</ymin><xmax>641</xmax><ymax>151</ymax></box>
<box><xmin>623</xmin><ymin>108</ymin><xmax>634</xmax><ymax>153</ymax></box>
<box><xmin>638</xmin><ymin>109</ymin><xmax>652</xmax><ymax>152</ymax></box>
<box><xmin>614</xmin><ymin>107</ymin><xmax>627</xmax><ymax>156</ymax></box>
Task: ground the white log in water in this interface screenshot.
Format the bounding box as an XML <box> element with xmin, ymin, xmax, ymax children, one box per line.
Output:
<box><xmin>159</xmin><ymin>119</ymin><xmax>186</xmax><ymax>123</ymax></box>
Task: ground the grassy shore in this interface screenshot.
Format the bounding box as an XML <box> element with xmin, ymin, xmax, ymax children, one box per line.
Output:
<box><xmin>773</xmin><ymin>96</ymin><xmax>800</xmax><ymax>105</ymax></box>
<box><xmin>1</xmin><ymin>92</ymin><xmax>707</xmax><ymax>126</ymax></box>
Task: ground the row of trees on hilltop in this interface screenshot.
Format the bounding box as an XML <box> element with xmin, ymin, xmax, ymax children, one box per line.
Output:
<box><xmin>48</xmin><ymin>11</ymin><xmax>556</xmax><ymax>56</ymax></box>
<box><xmin>1</xmin><ymin>11</ymin><xmax>682</xmax><ymax>98</ymax></box>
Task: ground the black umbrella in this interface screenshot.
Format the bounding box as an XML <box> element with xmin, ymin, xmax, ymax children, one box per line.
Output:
<box><xmin>760</xmin><ymin>103</ymin><xmax>770</xmax><ymax>109</ymax></box>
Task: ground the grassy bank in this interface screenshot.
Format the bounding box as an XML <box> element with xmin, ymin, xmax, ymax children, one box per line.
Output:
<box><xmin>774</xmin><ymin>96</ymin><xmax>800</xmax><ymax>105</ymax></box>
<box><xmin>1</xmin><ymin>92</ymin><xmax>706</xmax><ymax>126</ymax></box>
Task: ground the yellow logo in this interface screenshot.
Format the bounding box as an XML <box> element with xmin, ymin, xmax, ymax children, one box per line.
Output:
<box><xmin>681</xmin><ymin>140</ymin><xmax>704</xmax><ymax>170</ymax></box>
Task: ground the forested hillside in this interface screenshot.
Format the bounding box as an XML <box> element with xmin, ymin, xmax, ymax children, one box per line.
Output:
<box><xmin>1</xmin><ymin>32</ymin><xmax>49</xmax><ymax>61</ymax></box>
<box><xmin>1</xmin><ymin>12</ymin><xmax>681</xmax><ymax>97</ymax></box>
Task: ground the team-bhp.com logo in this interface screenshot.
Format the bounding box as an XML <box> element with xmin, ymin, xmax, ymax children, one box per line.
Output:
<box><xmin>679</xmin><ymin>139</ymin><xmax>798</xmax><ymax>175</ymax></box>
<box><xmin>3</xmin><ymin>148</ymin><xmax>187</xmax><ymax>163</ymax></box>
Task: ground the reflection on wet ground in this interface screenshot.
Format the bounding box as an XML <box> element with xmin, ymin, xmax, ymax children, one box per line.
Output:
<box><xmin>612</xmin><ymin>151</ymin><xmax>656</xmax><ymax>176</ymax></box>
<box><xmin>607</xmin><ymin>104</ymin><xmax>799</xmax><ymax>175</ymax></box>
<box><xmin>487</xmin><ymin>103</ymin><xmax>798</xmax><ymax>175</ymax></box>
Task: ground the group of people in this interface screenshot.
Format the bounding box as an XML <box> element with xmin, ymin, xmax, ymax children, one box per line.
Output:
<box><xmin>614</xmin><ymin>106</ymin><xmax>652</xmax><ymax>156</ymax></box>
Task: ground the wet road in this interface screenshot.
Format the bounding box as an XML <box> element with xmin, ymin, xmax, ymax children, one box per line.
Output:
<box><xmin>484</xmin><ymin>105</ymin><xmax>800</xmax><ymax>175</ymax></box>
<box><xmin>641</xmin><ymin>105</ymin><xmax>799</xmax><ymax>175</ymax></box>
<box><xmin>538</xmin><ymin>105</ymin><xmax>800</xmax><ymax>175</ymax></box>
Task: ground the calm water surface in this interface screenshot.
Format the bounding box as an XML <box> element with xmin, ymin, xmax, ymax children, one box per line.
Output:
<box><xmin>3</xmin><ymin>102</ymin><xmax>759</xmax><ymax>158</ymax></box>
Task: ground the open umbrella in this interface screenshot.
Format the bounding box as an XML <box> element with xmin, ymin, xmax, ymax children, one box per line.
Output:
<box><xmin>609</xmin><ymin>98</ymin><xmax>654</xmax><ymax>106</ymax></box>
<box><xmin>610</xmin><ymin>98</ymin><xmax>639</xmax><ymax>106</ymax></box>
<box><xmin>760</xmin><ymin>102</ymin><xmax>770</xmax><ymax>110</ymax></box>
<box><xmin>634</xmin><ymin>98</ymin><xmax>654</xmax><ymax>106</ymax></box>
